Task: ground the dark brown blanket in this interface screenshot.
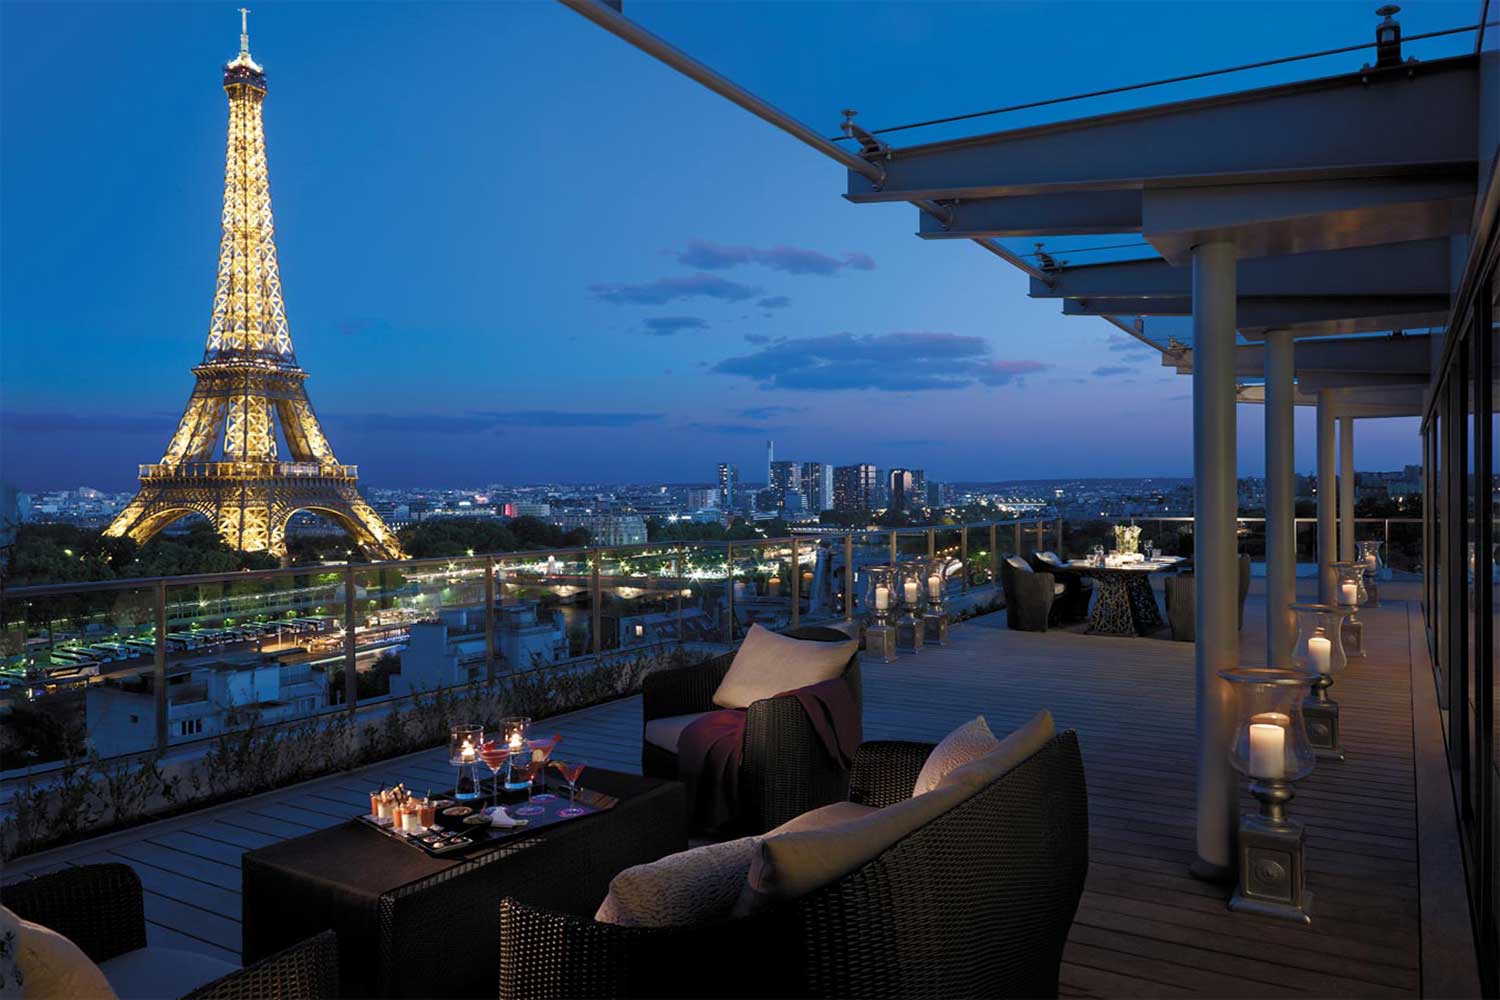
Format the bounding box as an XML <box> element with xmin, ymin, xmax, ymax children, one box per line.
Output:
<box><xmin>677</xmin><ymin>677</ymin><xmax>862</xmax><ymax>831</ymax></box>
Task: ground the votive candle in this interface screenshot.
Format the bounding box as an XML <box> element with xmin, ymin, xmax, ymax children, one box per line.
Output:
<box><xmin>927</xmin><ymin>575</ymin><xmax>942</xmax><ymax>599</ymax></box>
<box><xmin>1340</xmin><ymin>582</ymin><xmax>1358</xmax><ymax>607</ymax></box>
<box><xmin>1308</xmin><ymin>635</ymin><xmax>1332</xmax><ymax>674</ymax></box>
<box><xmin>874</xmin><ymin>586</ymin><xmax>890</xmax><ymax>611</ymax></box>
<box><xmin>903</xmin><ymin>580</ymin><xmax>919</xmax><ymax>605</ymax></box>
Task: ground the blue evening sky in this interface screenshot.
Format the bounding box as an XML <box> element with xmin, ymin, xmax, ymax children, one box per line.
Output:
<box><xmin>2</xmin><ymin>1</ymin><xmax>1468</xmax><ymax>490</ymax></box>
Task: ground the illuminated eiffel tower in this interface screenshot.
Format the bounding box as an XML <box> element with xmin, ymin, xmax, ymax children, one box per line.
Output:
<box><xmin>106</xmin><ymin>12</ymin><xmax>402</xmax><ymax>561</ymax></box>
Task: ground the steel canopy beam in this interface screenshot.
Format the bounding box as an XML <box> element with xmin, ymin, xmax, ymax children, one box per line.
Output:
<box><xmin>1167</xmin><ymin>334</ymin><xmax>1434</xmax><ymax>377</ymax></box>
<box><xmin>847</xmin><ymin>56</ymin><xmax>1477</xmax><ymax>204</ymax></box>
<box><xmin>917</xmin><ymin>190</ymin><xmax>1143</xmax><ymax>238</ymax></box>
<box><xmin>1032</xmin><ymin>238</ymin><xmax>1450</xmax><ymax>300</ymax></box>
<box><xmin>1062</xmin><ymin>294</ymin><xmax>1451</xmax><ymax>330</ymax></box>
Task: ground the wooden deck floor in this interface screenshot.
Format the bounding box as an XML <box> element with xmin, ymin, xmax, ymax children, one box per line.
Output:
<box><xmin>2</xmin><ymin>584</ymin><xmax>1466</xmax><ymax>996</ymax></box>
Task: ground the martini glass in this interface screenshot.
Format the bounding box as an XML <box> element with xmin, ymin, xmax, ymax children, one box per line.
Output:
<box><xmin>528</xmin><ymin>737</ymin><xmax>561</xmax><ymax>802</ymax></box>
<box><xmin>552</xmin><ymin>760</ymin><xmax>588</xmax><ymax>817</ymax></box>
<box><xmin>510</xmin><ymin>758</ymin><xmax>545</xmax><ymax>816</ymax></box>
<box><xmin>478</xmin><ymin>740</ymin><xmax>508</xmax><ymax>808</ymax></box>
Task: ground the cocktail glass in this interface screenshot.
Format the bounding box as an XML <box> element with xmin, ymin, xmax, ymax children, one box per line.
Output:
<box><xmin>552</xmin><ymin>760</ymin><xmax>588</xmax><ymax>817</ymax></box>
<box><xmin>528</xmin><ymin>737</ymin><xmax>560</xmax><ymax>802</ymax></box>
<box><xmin>510</xmin><ymin>758</ymin><xmax>545</xmax><ymax>816</ymax></box>
<box><xmin>478</xmin><ymin>740</ymin><xmax>509</xmax><ymax>808</ymax></box>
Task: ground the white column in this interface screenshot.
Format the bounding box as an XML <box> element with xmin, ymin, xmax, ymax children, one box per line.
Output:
<box><xmin>1264</xmin><ymin>329</ymin><xmax>1296</xmax><ymax>667</ymax></box>
<box><xmin>1191</xmin><ymin>239</ymin><xmax>1238</xmax><ymax>881</ymax></box>
<box><xmin>1339</xmin><ymin>416</ymin><xmax>1356</xmax><ymax>563</ymax></box>
<box><xmin>1316</xmin><ymin>391</ymin><xmax>1338</xmax><ymax>604</ymax></box>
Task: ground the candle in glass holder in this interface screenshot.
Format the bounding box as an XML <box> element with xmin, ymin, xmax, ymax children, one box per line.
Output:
<box><xmin>1308</xmin><ymin>635</ymin><xmax>1332</xmax><ymax>674</ymax></box>
<box><xmin>903</xmin><ymin>580</ymin><xmax>919</xmax><ymax>605</ymax></box>
<box><xmin>461</xmin><ymin>739</ymin><xmax>476</xmax><ymax>763</ymax></box>
<box><xmin>1248</xmin><ymin>722</ymin><xmax>1286</xmax><ymax>779</ymax></box>
<box><xmin>874</xmin><ymin>586</ymin><xmax>890</xmax><ymax>611</ymax></box>
<box><xmin>927</xmin><ymin>575</ymin><xmax>942</xmax><ymax>599</ymax></box>
<box><xmin>1340</xmin><ymin>582</ymin><xmax>1358</xmax><ymax>607</ymax></box>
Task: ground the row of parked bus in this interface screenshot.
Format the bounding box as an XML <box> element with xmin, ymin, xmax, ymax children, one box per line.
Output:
<box><xmin>42</xmin><ymin>618</ymin><xmax>334</xmax><ymax>669</ymax></box>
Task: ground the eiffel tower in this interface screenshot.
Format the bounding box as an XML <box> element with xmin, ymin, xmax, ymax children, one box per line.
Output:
<box><xmin>106</xmin><ymin>12</ymin><xmax>402</xmax><ymax>561</ymax></box>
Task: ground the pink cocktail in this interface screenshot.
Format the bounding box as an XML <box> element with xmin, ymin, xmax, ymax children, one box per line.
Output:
<box><xmin>551</xmin><ymin>760</ymin><xmax>588</xmax><ymax>817</ymax></box>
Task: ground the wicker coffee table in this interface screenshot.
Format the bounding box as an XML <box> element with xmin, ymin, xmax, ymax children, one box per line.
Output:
<box><xmin>242</xmin><ymin>767</ymin><xmax>684</xmax><ymax>998</ymax></box>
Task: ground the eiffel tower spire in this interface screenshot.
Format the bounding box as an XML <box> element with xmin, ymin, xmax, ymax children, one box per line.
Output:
<box><xmin>105</xmin><ymin>17</ymin><xmax>402</xmax><ymax>560</ymax></box>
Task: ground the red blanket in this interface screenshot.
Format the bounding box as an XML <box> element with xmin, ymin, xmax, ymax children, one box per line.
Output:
<box><xmin>677</xmin><ymin>677</ymin><xmax>862</xmax><ymax>831</ymax></box>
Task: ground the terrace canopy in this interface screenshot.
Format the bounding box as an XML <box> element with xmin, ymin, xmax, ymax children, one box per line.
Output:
<box><xmin>562</xmin><ymin>0</ymin><xmax>1497</xmax><ymax>881</ymax></box>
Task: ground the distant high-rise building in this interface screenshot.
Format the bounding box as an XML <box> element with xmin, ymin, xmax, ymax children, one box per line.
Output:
<box><xmin>887</xmin><ymin>468</ymin><xmax>927</xmax><ymax>514</ymax></box>
<box><xmin>766</xmin><ymin>440</ymin><xmax>775</xmax><ymax>488</ymax></box>
<box><xmin>800</xmin><ymin>462</ymin><xmax>834</xmax><ymax>513</ymax></box>
<box><xmin>687</xmin><ymin>487</ymin><xmax>719</xmax><ymax>510</ymax></box>
<box><xmin>833</xmin><ymin>464</ymin><xmax>878</xmax><ymax>511</ymax></box>
<box><xmin>769</xmin><ymin>460</ymin><xmax>800</xmax><ymax>501</ymax></box>
<box><xmin>716</xmin><ymin>463</ymin><xmax>738</xmax><ymax>510</ymax></box>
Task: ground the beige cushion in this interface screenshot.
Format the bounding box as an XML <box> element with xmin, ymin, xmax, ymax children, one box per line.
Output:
<box><xmin>937</xmin><ymin>710</ymin><xmax>1056</xmax><ymax>796</ymax></box>
<box><xmin>99</xmin><ymin>947</ymin><xmax>236</xmax><ymax>1000</ymax></box>
<box><xmin>595</xmin><ymin>836</ymin><xmax>759</xmax><ymax>928</ymax></box>
<box><xmin>0</xmin><ymin>904</ymin><xmax>117</xmax><ymax>1000</ymax></box>
<box><xmin>711</xmin><ymin>624</ymin><xmax>856</xmax><ymax>710</ymax></box>
<box><xmin>912</xmin><ymin>716</ymin><xmax>999</xmax><ymax>796</ymax></box>
<box><xmin>643</xmin><ymin>711</ymin><xmax>712</xmax><ymax>754</ymax></box>
<box><xmin>736</xmin><ymin>781</ymin><xmax>970</xmax><ymax>914</ymax></box>
<box><xmin>766</xmin><ymin>800</ymin><xmax>878</xmax><ymax>835</ymax></box>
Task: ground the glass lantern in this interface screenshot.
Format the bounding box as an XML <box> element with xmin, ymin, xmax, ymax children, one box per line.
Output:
<box><xmin>1333</xmin><ymin>562</ymin><xmax>1367</xmax><ymax>607</ymax></box>
<box><xmin>1357</xmin><ymin>540</ymin><xmax>1383</xmax><ymax>576</ymax></box>
<box><xmin>1290</xmin><ymin>603</ymin><xmax>1349</xmax><ymax>760</ymax></box>
<box><xmin>497</xmin><ymin>716</ymin><xmax>531</xmax><ymax>790</ymax></box>
<box><xmin>449</xmin><ymin>723</ymin><xmax>485</xmax><ymax>800</ymax></box>
<box><xmin>1219</xmin><ymin>669</ymin><xmax>1317</xmax><ymax>784</ymax></box>
<box><xmin>895</xmin><ymin>562</ymin><xmax>928</xmax><ymax>619</ymax></box>
<box><xmin>862</xmin><ymin>565</ymin><xmax>897</xmax><ymax>628</ymax></box>
<box><xmin>923</xmin><ymin>556</ymin><xmax>950</xmax><ymax>645</ymax></box>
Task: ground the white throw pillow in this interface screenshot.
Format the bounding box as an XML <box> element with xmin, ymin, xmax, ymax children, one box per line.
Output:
<box><xmin>711</xmin><ymin>624</ymin><xmax>856</xmax><ymax>709</ymax></box>
<box><xmin>0</xmin><ymin>904</ymin><xmax>117</xmax><ymax>1000</ymax></box>
<box><xmin>912</xmin><ymin>716</ymin><xmax>999</xmax><ymax>795</ymax></box>
<box><xmin>595</xmin><ymin>836</ymin><xmax>759</xmax><ymax>928</ymax></box>
<box><xmin>937</xmin><ymin>711</ymin><xmax>1057</xmax><ymax>796</ymax></box>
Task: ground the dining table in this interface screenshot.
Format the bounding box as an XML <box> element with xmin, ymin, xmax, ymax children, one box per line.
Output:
<box><xmin>1066</xmin><ymin>556</ymin><xmax>1185</xmax><ymax>637</ymax></box>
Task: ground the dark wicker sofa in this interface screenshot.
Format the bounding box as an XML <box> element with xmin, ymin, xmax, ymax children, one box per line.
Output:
<box><xmin>1</xmin><ymin>863</ymin><xmax>337</xmax><ymax>999</ymax></box>
<box><xmin>498</xmin><ymin>731</ymin><xmax>1089</xmax><ymax>999</ymax></box>
<box><xmin>641</xmin><ymin>625</ymin><xmax>861</xmax><ymax>834</ymax></box>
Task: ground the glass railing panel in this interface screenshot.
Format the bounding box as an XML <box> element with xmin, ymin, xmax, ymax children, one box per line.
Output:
<box><xmin>848</xmin><ymin>532</ymin><xmax>893</xmax><ymax>620</ymax></box>
<box><xmin>349</xmin><ymin>557</ymin><xmax>486</xmax><ymax>701</ymax></box>
<box><xmin>1061</xmin><ymin>518</ymin><xmax>1111</xmax><ymax>560</ymax></box>
<box><xmin>931</xmin><ymin>529</ymin><xmax>963</xmax><ymax>595</ymax></box>
<box><xmin>727</xmin><ymin>540</ymin><xmax>793</xmax><ymax>638</ymax></box>
<box><xmin>1387</xmin><ymin>520</ymin><xmax>1423</xmax><ymax>576</ymax></box>
<box><xmin>596</xmin><ymin>545</ymin><xmax>685</xmax><ymax>651</ymax></box>
<box><xmin>894</xmin><ymin>529</ymin><xmax>929</xmax><ymax>561</ymax></box>
<box><xmin>496</xmin><ymin>551</ymin><xmax>593</xmax><ymax>668</ymax></box>
<box><xmin>1236</xmin><ymin>519</ymin><xmax>1267</xmax><ymax>563</ymax></box>
<box><xmin>161</xmin><ymin>569</ymin><xmax>347</xmax><ymax>749</ymax></box>
<box><xmin>672</xmin><ymin>543</ymin><xmax>730</xmax><ymax>644</ymax></box>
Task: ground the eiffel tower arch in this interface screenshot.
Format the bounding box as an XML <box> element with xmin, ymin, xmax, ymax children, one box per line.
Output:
<box><xmin>105</xmin><ymin>14</ymin><xmax>402</xmax><ymax>561</ymax></box>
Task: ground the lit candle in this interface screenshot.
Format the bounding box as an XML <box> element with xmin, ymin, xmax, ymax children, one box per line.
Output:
<box><xmin>768</xmin><ymin>576</ymin><xmax>781</xmax><ymax>596</ymax></box>
<box><xmin>1340</xmin><ymin>582</ymin><xmax>1358</xmax><ymax>607</ymax></box>
<box><xmin>874</xmin><ymin>586</ymin><xmax>890</xmax><ymax>610</ymax></box>
<box><xmin>1308</xmin><ymin>635</ymin><xmax>1332</xmax><ymax>674</ymax></box>
<box><xmin>461</xmin><ymin>739</ymin><xmax>475</xmax><ymax>763</ymax></box>
<box><xmin>903</xmin><ymin>580</ymin><xmax>919</xmax><ymax>605</ymax></box>
<box><xmin>1363</xmin><ymin>552</ymin><xmax>1378</xmax><ymax>568</ymax></box>
<box><xmin>927</xmin><ymin>575</ymin><xmax>942</xmax><ymax>599</ymax></box>
<box><xmin>508</xmin><ymin>732</ymin><xmax>523</xmax><ymax>752</ymax></box>
<box><xmin>1248</xmin><ymin>722</ymin><xmax>1286</xmax><ymax>779</ymax></box>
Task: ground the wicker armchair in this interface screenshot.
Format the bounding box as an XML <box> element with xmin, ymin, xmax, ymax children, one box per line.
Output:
<box><xmin>1</xmin><ymin>864</ymin><xmax>338</xmax><ymax>1000</ymax></box>
<box><xmin>1031</xmin><ymin>551</ymin><xmax>1092</xmax><ymax>622</ymax></box>
<box><xmin>1001</xmin><ymin>556</ymin><xmax>1058</xmax><ymax>632</ymax></box>
<box><xmin>641</xmin><ymin>625</ymin><xmax>861</xmax><ymax>834</ymax></box>
<box><xmin>498</xmin><ymin>732</ymin><xmax>1089</xmax><ymax>999</ymax></box>
<box><xmin>1163</xmin><ymin>554</ymin><xmax>1252</xmax><ymax>641</ymax></box>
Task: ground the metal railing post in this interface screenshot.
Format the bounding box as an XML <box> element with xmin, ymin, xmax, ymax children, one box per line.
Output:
<box><xmin>484</xmin><ymin>557</ymin><xmax>496</xmax><ymax>682</ymax></box>
<box><xmin>1056</xmin><ymin>518</ymin><xmax>1064</xmax><ymax>555</ymax></box>
<box><xmin>724</xmin><ymin>543</ymin><xmax>735</xmax><ymax>642</ymax></box>
<box><xmin>343</xmin><ymin>565</ymin><xmax>357</xmax><ymax>713</ymax></box>
<box><xmin>154</xmin><ymin>581</ymin><xmax>168</xmax><ymax>751</ymax></box>
<box><xmin>960</xmin><ymin>525</ymin><xmax>969</xmax><ymax>593</ymax></box>
<box><xmin>926</xmin><ymin>528</ymin><xmax>935</xmax><ymax>558</ymax></box>
<box><xmin>1384</xmin><ymin>518</ymin><xmax>1391</xmax><ymax>562</ymax></box>
<box><xmin>889</xmin><ymin>531</ymin><xmax>897</xmax><ymax>565</ymax></box>
<box><xmin>990</xmin><ymin>524</ymin><xmax>999</xmax><ymax>582</ymax></box>
<box><xmin>844</xmin><ymin>534</ymin><xmax>854</xmax><ymax>620</ymax></box>
<box><xmin>790</xmin><ymin>538</ymin><xmax>801</xmax><ymax>628</ymax></box>
<box><xmin>591</xmin><ymin>553</ymin><xmax>602</xmax><ymax>656</ymax></box>
<box><xmin>1013</xmin><ymin>520</ymin><xmax>1022</xmax><ymax>556</ymax></box>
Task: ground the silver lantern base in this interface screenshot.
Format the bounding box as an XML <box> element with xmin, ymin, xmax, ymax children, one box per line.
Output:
<box><xmin>1229</xmin><ymin>778</ymin><xmax>1312</xmax><ymax>924</ymax></box>
<box><xmin>866</xmin><ymin>623</ymin><xmax>897</xmax><ymax>663</ymax></box>
<box><xmin>923</xmin><ymin>608</ymin><xmax>949</xmax><ymax>645</ymax></box>
<box><xmin>895</xmin><ymin>613</ymin><xmax>924</xmax><ymax>655</ymax></box>
<box><xmin>1303</xmin><ymin>675</ymin><xmax>1344</xmax><ymax>762</ymax></box>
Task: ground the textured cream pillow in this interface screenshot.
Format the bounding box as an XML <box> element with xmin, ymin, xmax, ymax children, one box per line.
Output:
<box><xmin>595</xmin><ymin>836</ymin><xmax>759</xmax><ymax>928</ymax></box>
<box><xmin>711</xmin><ymin>624</ymin><xmax>856</xmax><ymax>709</ymax></box>
<box><xmin>736</xmin><ymin>781</ymin><xmax>969</xmax><ymax>914</ymax></box>
<box><xmin>937</xmin><ymin>710</ymin><xmax>1056</xmax><ymax>796</ymax></box>
<box><xmin>0</xmin><ymin>905</ymin><xmax>117</xmax><ymax>1000</ymax></box>
<box><xmin>765</xmin><ymin>800</ymin><xmax>878</xmax><ymax>836</ymax></box>
<box><xmin>912</xmin><ymin>716</ymin><xmax>999</xmax><ymax>795</ymax></box>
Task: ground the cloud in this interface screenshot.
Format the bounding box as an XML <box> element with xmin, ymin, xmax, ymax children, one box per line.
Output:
<box><xmin>757</xmin><ymin>296</ymin><xmax>791</xmax><ymax>310</ymax></box>
<box><xmin>641</xmin><ymin>316</ymin><xmax>708</xmax><ymax>336</ymax></box>
<box><xmin>590</xmin><ymin>272</ymin><xmax>761</xmax><ymax>305</ymax></box>
<box><xmin>1091</xmin><ymin>365</ymin><xmax>1134</xmax><ymax>377</ymax></box>
<box><xmin>713</xmin><ymin>332</ymin><xmax>1049</xmax><ymax>392</ymax></box>
<box><xmin>328</xmin><ymin>410</ymin><xmax>663</xmax><ymax>433</ymax></box>
<box><xmin>672</xmin><ymin>240</ymin><xmax>876</xmax><ymax>276</ymax></box>
<box><xmin>736</xmin><ymin>405</ymin><xmax>803</xmax><ymax>420</ymax></box>
<box><xmin>686</xmin><ymin>422</ymin><xmax>780</xmax><ymax>436</ymax></box>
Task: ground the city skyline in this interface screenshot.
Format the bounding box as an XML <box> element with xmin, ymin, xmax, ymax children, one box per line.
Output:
<box><xmin>0</xmin><ymin>2</ymin><xmax>1456</xmax><ymax>491</ymax></box>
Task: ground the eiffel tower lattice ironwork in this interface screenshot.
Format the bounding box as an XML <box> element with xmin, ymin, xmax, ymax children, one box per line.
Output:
<box><xmin>106</xmin><ymin>14</ymin><xmax>403</xmax><ymax>561</ymax></box>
